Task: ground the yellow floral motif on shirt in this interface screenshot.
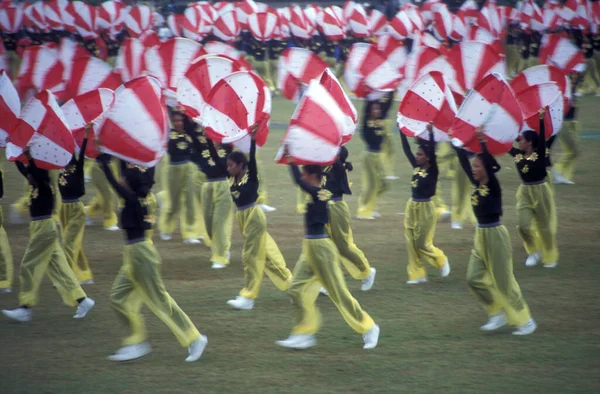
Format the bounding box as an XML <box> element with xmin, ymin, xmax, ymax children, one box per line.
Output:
<box><xmin>31</xmin><ymin>188</ymin><xmax>39</xmax><ymax>200</ymax></box>
<box><xmin>317</xmin><ymin>189</ymin><xmax>332</xmax><ymax>202</ymax></box>
<box><xmin>229</xmin><ymin>173</ymin><xmax>248</xmax><ymax>187</ymax></box>
<box><xmin>471</xmin><ymin>193</ymin><xmax>479</xmax><ymax>206</ymax></box>
<box><xmin>514</xmin><ymin>154</ymin><xmax>524</xmax><ymax>163</ymax></box>
<box><xmin>198</xmin><ymin>136</ymin><xmax>208</xmax><ymax>144</ymax></box>
<box><xmin>176</xmin><ymin>141</ymin><xmax>188</xmax><ymax>150</ymax></box>
<box><xmin>477</xmin><ymin>185</ymin><xmax>489</xmax><ymax>197</ymax></box>
<box><xmin>144</xmin><ymin>215</ymin><xmax>155</xmax><ymax>224</ymax></box>
<box><xmin>169</xmin><ymin>131</ymin><xmax>181</xmax><ymax>140</ymax></box>
<box><xmin>201</xmin><ymin>150</ymin><xmax>211</xmax><ymax>159</ymax></box>
<box><xmin>527</xmin><ymin>152</ymin><xmax>538</xmax><ymax>162</ymax></box>
<box><xmin>411</xmin><ymin>179</ymin><xmax>418</xmax><ymax>188</ymax></box>
<box><xmin>208</xmin><ymin>158</ymin><xmax>215</xmax><ymax>167</ymax></box>
<box><xmin>413</xmin><ymin>167</ymin><xmax>428</xmax><ymax>178</ymax></box>
<box><xmin>231</xmin><ymin>190</ymin><xmax>241</xmax><ymax>199</ymax></box>
<box><xmin>217</xmin><ymin>149</ymin><xmax>227</xmax><ymax>158</ymax></box>
<box><xmin>127</xmin><ymin>164</ymin><xmax>147</xmax><ymax>173</ymax></box>
<box><xmin>521</xmin><ymin>165</ymin><xmax>529</xmax><ymax>174</ymax></box>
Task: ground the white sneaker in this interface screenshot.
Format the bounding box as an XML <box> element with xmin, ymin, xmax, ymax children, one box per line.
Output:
<box><xmin>372</xmin><ymin>211</ymin><xmax>382</xmax><ymax>218</ymax></box>
<box><xmin>525</xmin><ymin>253</ymin><xmax>541</xmax><ymax>267</ymax></box>
<box><xmin>160</xmin><ymin>232</ymin><xmax>173</xmax><ymax>241</ymax></box>
<box><xmin>183</xmin><ymin>238</ymin><xmax>202</xmax><ymax>244</ymax></box>
<box><xmin>356</xmin><ymin>216</ymin><xmax>375</xmax><ymax>220</ymax></box>
<box><xmin>227</xmin><ymin>296</ymin><xmax>255</xmax><ymax>310</ymax></box>
<box><xmin>385</xmin><ymin>175</ymin><xmax>399</xmax><ymax>180</ymax></box>
<box><xmin>108</xmin><ymin>342</ymin><xmax>152</xmax><ymax>362</ymax></box>
<box><xmin>0</xmin><ymin>288</ymin><xmax>12</xmax><ymax>293</ymax></box>
<box><xmin>10</xmin><ymin>206</ymin><xmax>25</xmax><ymax>225</ymax></box>
<box><xmin>361</xmin><ymin>268</ymin><xmax>377</xmax><ymax>291</ymax></box>
<box><xmin>211</xmin><ymin>262</ymin><xmax>227</xmax><ymax>269</ymax></box>
<box><xmin>259</xmin><ymin>204</ymin><xmax>277</xmax><ymax>213</ymax></box>
<box><xmin>451</xmin><ymin>221</ymin><xmax>463</xmax><ymax>230</ymax></box>
<box><xmin>552</xmin><ymin>170</ymin><xmax>568</xmax><ymax>185</ymax></box>
<box><xmin>105</xmin><ymin>225</ymin><xmax>120</xmax><ymax>231</ymax></box>
<box><xmin>84</xmin><ymin>174</ymin><xmax>92</xmax><ymax>184</ymax></box>
<box><xmin>513</xmin><ymin>318</ymin><xmax>537</xmax><ymax>336</ymax></box>
<box><xmin>406</xmin><ymin>277</ymin><xmax>428</xmax><ymax>285</ymax></box>
<box><xmin>73</xmin><ymin>298</ymin><xmax>95</xmax><ymax>319</ymax></box>
<box><xmin>276</xmin><ymin>334</ymin><xmax>316</xmax><ymax>349</ymax></box>
<box><xmin>363</xmin><ymin>324</ymin><xmax>380</xmax><ymax>349</ymax></box>
<box><xmin>439</xmin><ymin>210</ymin><xmax>452</xmax><ymax>221</ymax></box>
<box><xmin>185</xmin><ymin>335</ymin><xmax>208</xmax><ymax>362</ymax></box>
<box><xmin>439</xmin><ymin>260</ymin><xmax>451</xmax><ymax>278</ymax></box>
<box><xmin>544</xmin><ymin>262</ymin><xmax>557</xmax><ymax>268</ymax></box>
<box><xmin>79</xmin><ymin>280</ymin><xmax>95</xmax><ymax>285</ymax></box>
<box><xmin>480</xmin><ymin>313</ymin><xmax>508</xmax><ymax>331</ymax></box>
<box><xmin>319</xmin><ymin>287</ymin><xmax>329</xmax><ymax>296</ymax></box>
<box><xmin>2</xmin><ymin>307</ymin><xmax>32</xmax><ymax>322</ymax></box>
<box><xmin>85</xmin><ymin>216</ymin><xmax>95</xmax><ymax>226</ymax></box>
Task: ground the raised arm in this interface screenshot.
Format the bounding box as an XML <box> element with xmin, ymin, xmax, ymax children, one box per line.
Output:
<box><xmin>400</xmin><ymin>132</ymin><xmax>417</xmax><ymax>167</ymax></box>
<box><xmin>537</xmin><ymin>109</ymin><xmax>547</xmax><ymax>160</ymax></box>
<box><xmin>16</xmin><ymin>161</ymin><xmax>28</xmax><ymax>178</ymax></box>
<box><xmin>479</xmin><ymin>135</ymin><xmax>496</xmax><ymax>183</ymax></box>
<box><xmin>289</xmin><ymin>163</ymin><xmax>319</xmax><ymax>197</ymax></box>
<box><xmin>76</xmin><ymin>124</ymin><xmax>91</xmax><ymax>172</ymax></box>
<box><xmin>97</xmin><ymin>154</ymin><xmax>137</xmax><ymax>203</ymax></box>
<box><xmin>248</xmin><ymin>137</ymin><xmax>258</xmax><ymax>182</ymax></box>
<box><xmin>427</xmin><ymin>126</ymin><xmax>437</xmax><ymax>171</ymax></box>
<box><xmin>454</xmin><ymin>144</ymin><xmax>476</xmax><ymax>185</ymax></box>
<box><xmin>206</xmin><ymin>140</ymin><xmax>228</xmax><ymax>172</ymax></box>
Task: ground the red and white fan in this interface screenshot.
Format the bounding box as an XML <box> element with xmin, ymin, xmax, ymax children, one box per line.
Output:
<box><xmin>203</xmin><ymin>41</ymin><xmax>252</xmax><ymax>70</ymax></box>
<box><xmin>65</xmin><ymin>56</ymin><xmax>121</xmax><ymax>100</ymax></box>
<box><xmin>177</xmin><ymin>55</ymin><xmax>242</xmax><ymax>121</ymax></box>
<box><xmin>510</xmin><ymin>65</ymin><xmax>571</xmax><ymax>112</ymax></box>
<box><xmin>389</xmin><ymin>10</ymin><xmax>414</xmax><ymax>40</ymax></box>
<box><xmin>248</xmin><ymin>10</ymin><xmax>279</xmax><ymax>42</ymax></box>
<box><xmin>61</xmin><ymin>88</ymin><xmax>116</xmax><ymax>158</ymax></box>
<box><xmin>115</xmin><ymin>38</ymin><xmax>147</xmax><ymax>83</ymax></box>
<box><xmin>236</xmin><ymin>0</ymin><xmax>259</xmax><ymax>31</ymax></box>
<box><xmin>289</xmin><ymin>5</ymin><xmax>312</xmax><ymax>39</ymax></box>
<box><xmin>44</xmin><ymin>0</ymin><xmax>73</xmax><ymax>32</ymax></box>
<box><xmin>277</xmin><ymin>47</ymin><xmax>328</xmax><ymax>102</ymax></box>
<box><xmin>0</xmin><ymin>40</ymin><xmax>8</xmax><ymax>77</ymax></box>
<box><xmin>539</xmin><ymin>33</ymin><xmax>586</xmax><ymax>73</ymax></box>
<box><xmin>345</xmin><ymin>2</ymin><xmax>370</xmax><ymax>38</ymax></box>
<box><xmin>450</xmin><ymin>73</ymin><xmax>523</xmax><ymax>155</ymax></box>
<box><xmin>71</xmin><ymin>1</ymin><xmax>98</xmax><ymax>40</ymax></box>
<box><xmin>57</xmin><ymin>38</ymin><xmax>89</xmax><ymax>88</ymax></box>
<box><xmin>344</xmin><ymin>43</ymin><xmax>402</xmax><ymax>98</ymax></box>
<box><xmin>446</xmin><ymin>41</ymin><xmax>505</xmax><ymax>94</ymax></box>
<box><xmin>144</xmin><ymin>37</ymin><xmax>206</xmax><ymax>103</ymax></box>
<box><xmin>275</xmin><ymin>79</ymin><xmax>344</xmax><ymax>165</ymax></box>
<box><xmin>201</xmin><ymin>71</ymin><xmax>271</xmax><ymax>148</ymax></box>
<box><xmin>0</xmin><ymin>3</ymin><xmax>24</xmax><ymax>34</ymax></box>
<box><xmin>213</xmin><ymin>10</ymin><xmax>240</xmax><ymax>42</ymax></box>
<box><xmin>167</xmin><ymin>14</ymin><xmax>184</xmax><ymax>37</ymax></box>
<box><xmin>376</xmin><ymin>35</ymin><xmax>408</xmax><ymax>72</ymax></box>
<box><xmin>125</xmin><ymin>5</ymin><xmax>153</xmax><ymax>38</ymax></box>
<box><xmin>369</xmin><ymin>9</ymin><xmax>388</xmax><ymax>36</ymax></box>
<box><xmin>182</xmin><ymin>3</ymin><xmax>208</xmax><ymax>41</ymax></box>
<box><xmin>431</xmin><ymin>3</ymin><xmax>453</xmax><ymax>41</ymax></box>
<box><xmin>514</xmin><ymin>82</ymin><xmax>563</xmax><ymax>137</ymax></box>
<box><xmin>317</xmin><ymin>6</ymin><xmax>345</xmax><ymax>40</ymax></box>
<box><xmin>17</xmin><ymin>44</ymin><xmax>64</xmax><ymax>96</ymax></box>
<box><xmin>6</xmin><ymin>90</ymin><xmax>75</xmax><ymax>170</ymax></box>
<box><xmin>97</xmin><ymin>0</ymin><xmax>126</xmax><ymax>39</ymax></box>
<box><xmin>0</xmin><ymin>70</ymin><xmax>20</xmax><ymax>147</ymax></box>
<box><xmin>397</xmin><ymin>71</ymin><xmax>457</xmax><ymax>142</ymax></box>
<box><xmin>97</xmin><ymin>76</ymin><xmax>168</xmax><ymax>167</ymax></box>
<box><xmin>320</xmin><ymin>69</ymin><xmax>357</xmax><ymax>144</ymax></box>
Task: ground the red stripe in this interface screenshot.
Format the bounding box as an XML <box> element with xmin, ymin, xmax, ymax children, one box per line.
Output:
<box><xmin>206</xmin><ymin>78</ymin><xmax>250</xmax><ymax>132</ymax></box>
<box><xmin>291</xmin><ymin>96</ymin><xmax>341</xmax><ymax>146</ymax></box>
<box><xmin>101</xmin><ymin>118</ymin><xmax>157</xmax><ymax>163</ymax></box>
<box><xmin>123</xmin><ymin>78</ymin><xmax>165</xmax><ymax>138</ymax></box>
<box><xmin>399</xmin><ymin>90</ymin><xmax>440</xmax><ymax>123</ymax></box>
<box><xmin>67</xmin><ymin>57</ymin><xmax>89</xmax><ymax>98</ymax></box>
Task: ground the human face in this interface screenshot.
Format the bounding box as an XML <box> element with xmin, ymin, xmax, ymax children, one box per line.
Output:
<box><xmin>227</xmin><ymin>159</ymin><xmax>243</xmax><ymax>177</ymax></box>
<box><xmin>472</xmin><ymin>156</ymin><xmax>486</xmax><ymax>183</ymax></box>
<box><xmin>301</xmin><ymin>168</ymin><xmax>319</xmax><ymax>186</ymax></box>
<box><xmin>415</xmin><ymin>146</ymin><xmax>429</xmax><ymax>167</ymax></box>
<box><xmin>172</xmin><ymin>114</ymin><xmax>184</xmax><ymax>131</ymax></box>
<box><xmin>517</xmin><ymin>136</ymin><xmax>530</xmax><ymax>152</ymax></box>
<box><xmin>370</xmin><ymin>103</ymin><xmax>382</xmax><ymax>119</ymax></box>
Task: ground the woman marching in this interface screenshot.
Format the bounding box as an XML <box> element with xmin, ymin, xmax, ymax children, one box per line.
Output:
<box><xmin>58</xmin><ymin>124</ymin><xmax>94</xmax><ymax>284</ymax></box>
<box><xmin>223</xmin><ymin>128</ymin><xmax>292</xmax><ymax>310</ymax></box>
<box><xmin>0</xmin><ymin>167</ymin><xmax>14</xmax><ymax>293</ymax></box>
<box><xmin>325</xmin><ymin>146</ymin><xmax>376</xmax><ymax>291</ymax></box>
<box><xmin>2</xmin><ymin>149</ymin><xmax>95</xmax><ymax>322</ymax></box>
<box><xmin>509</xmin><ymin>108</ymin><xmax>559</xmax><ymax>268</ymax></box>
<box><xmin>97</xmin><ymin>153</ymin><xmax>207</xmax><ymax>362</ymax></box>
<box><xmin>400</xmin><ymin>124</ymin><xmax>450</xmax><ymax>284</ymax></box>
<box><xmin>455</xmin><ymin>128</ymin><xmax>537</xmax><ymax>335</ymax></box>
<box><xmin>276</xmin><ymin>147</ymin><xmax>379</xmax><ymax>350</ymax></box>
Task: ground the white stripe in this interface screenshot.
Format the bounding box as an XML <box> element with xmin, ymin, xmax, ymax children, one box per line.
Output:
<box><xmin>170</xmin><ymin>39</ymin><xmax>203</xmax><ymax>92</ymax></box>
<box><xmin>523</xmin><ymin>66</ymin><xmax>551</xmax><ymax>86</ymax></box>
<box><xmin>145</xmin><ymin>46</ymin><xmax>168</xmax><ymax>89</ymax></box>
<box><xmin>77</xmin><ymin>58</ymin><xmax>113</xmax><ymax>96</ymax></box>
<box><xmin>29</xmin><ymin>131</ymin><xmax>73</xmax><ymax>167</ymax></box>
<box><xmin>552</xmin><ymin>38</ymin><xmax>578</xmax><ymax>70</ymax></box>
<box><xmin>21</xmin><ymin>97</ymin><xmax>47</xmax><ymax>131</ymax></box>
<box><xmin>484</xmin><ymin>105</ymin><xmax>520</xmax><ymax>144</ymax></box>
<box><xmin>461</xmin><ymin>42</ymin><xmax>485</xmax><ymax>90</ymax></box>
<box><xmin>287</xmin><ymin>124</ymin><xmax>339</xmax><ymax>164</ymax></box>
<box><xmin>61</xmin><ymin>98</ymin><xmax>87</xmax><ymax>130</ymax></box>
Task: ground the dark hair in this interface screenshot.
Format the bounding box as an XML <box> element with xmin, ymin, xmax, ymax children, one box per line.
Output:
<box><xmin>417</xmin><ymin>139</ymin><xmax>436</xmax><ymax>160</ymax></box>
<box><xmin>520</xmin><ymin>130</ymin><xmax>539</xmax><ymax>149</ymax></box>
<box><xmin>475</xmin><ymin>153</ymin><xmax>501</xmax><ymax>173</ymax></box>
<box><xmin>124</xmin><ymin>169</ymin><xmax>150</xmax><ymax>198</ymax></box>
<box><xmin>227</xmin><ymin>151</ymin><xmax>248</xmax><ymax>169</ymax></box>
<box><xmin>339</xmin><ymin>146</ymin><xmax>353</xmax><ymax>172</ymax></box>
<box><xmin>303</xmin><ymin>165</ymin><xmax>323</xmax><ymax>179</ymax></box>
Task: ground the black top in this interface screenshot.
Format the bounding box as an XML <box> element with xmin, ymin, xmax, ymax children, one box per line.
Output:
<box><xmin>167</xmin><ymin>129</ymin><xmax>193</xmax><ymax>164</ymax></box>
<box><xmin>289</xmin><ymin>164</ymin><xmax>331</xmax><ymax>237</ymax></box>
<box><xmin>0</xmin><ymin>169</ymin><xmax>3</xmax><ymax>199</ymax></box>
<box><xmin>509</xmin><ymin>118</ymin><xmax>547</xmax><ymax>184</ymax></box>
<box><xmin>323</xmin><ymin>160</ymin><xmax>351</xmax><ymax>199</ymax></box>
<box><xmin>228</xmin><ymin>139</ymin><xmax>259</xmax><ymax>208</ymax></box>
<box><xmin>361</xmin><ymin>116</ymin><xmax>386</xmax><ymax>151</ymax></box>
<box><xmin>456</xmin><ymin>140</ymin><xmax>503</xmax><ymax>225</ymax></box>
<box><xmin>529</xmin><ymin>32</ymin><xmax>541</xmax><ymax>57</ymax></box>
<box><xmin>58</xmin><ymin>137</ymin><xmax>88</xmax><ymax>200</ymax></box>
<box><xmin>188</xmin><ymin>127</ymin><xmax>231</xmax><ymax>180</ymax></box>
<box><xmin>565</xmin><ymin>105</ymin><xmax>577</xmax><ymax>120</ymax></box>
<box><xmin>519</xmin><ymin>32</ymin><xmax>531</xmax><ymax>59</ymax></box>
<box><xmin>247</xmin><ymin>36</ymin><xmax>268</xmax><ymax>61</ymax></box>
<box><xmin>401</xmin><ymin>132</ymin><xmax>438</xmax><ymax>200</ymax></box>
<box><xmin>17</xmin><ymin>159</ymin><xmax>54</xmax><ymax>219</ymax></box>
<box><xmin>98</xmin><ymin>155</ymin><xmax>151</xmax><ymax>242</ymax></box>
<box><xmin>268</xmin><ymin>39</ymin><xmax>287</xmax><ymax>58</ymax></box>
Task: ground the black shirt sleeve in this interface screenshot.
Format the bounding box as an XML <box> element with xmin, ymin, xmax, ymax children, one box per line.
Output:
<box><xmin>455</xmin><ymin>146</ymin><xmax>476</xmax><ymax>185</ymax></box>
<box><xmin>290</xmin><ymin>164</ymin><xmax>319</xmax><ymax>198</ymax></box>
<box><xmin>248</xmin><ymin>138</ymin><xmax>257</xmax><ymax>183</ymax></box>
<box><xmin>98</xmin><ymin>155</ymin><xmax>137</xmax><ymax>204</ymax></box>
<box><xmin>400</xmin><ymin>132</ymin><xmax>417</xmax><ymax>167</ymax></box>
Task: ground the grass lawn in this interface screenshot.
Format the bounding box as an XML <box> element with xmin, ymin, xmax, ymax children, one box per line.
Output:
<box><xmin>1</xmin><ymin>95</ymin><xmax>599</xmax><ymax>394</ymax></box>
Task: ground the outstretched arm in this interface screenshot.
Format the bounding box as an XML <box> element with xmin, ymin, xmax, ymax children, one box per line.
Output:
<box><xmin>400</xmin><ymin>132</ymin><xmax>417</xmax><ymax>167</ymax></box>
<box><xmin>97</xmin><ymin>154</ymin><xmax>137</xmax><ymax>203</ymax></box>
<box><xmin>248</xmin><ymin>131</ymin><xmax>258</xmax><ymax>183</ymax></box>
<box><xmin>538</xmin><ymin>108</ymin><xmax>547</xmax><ymax>160</ymax></box>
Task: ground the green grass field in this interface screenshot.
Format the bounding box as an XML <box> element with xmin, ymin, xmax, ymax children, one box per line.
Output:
<box><xmin>1</xmin><ymin>95</ymin><xmax>599</xmax><ymax>394</ymax></box>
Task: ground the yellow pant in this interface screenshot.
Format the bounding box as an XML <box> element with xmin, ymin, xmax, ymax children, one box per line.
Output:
<box><xmin>517</xmin><ymin>56</ymin><xmax>538</xmax><ymax>73</ymax></box>
<box><xmin>326</xmin><ymin>200</ymin><xmax>371</xmax><ymax>280</ymax></box>
<box><xmin>451</xmin><ymin>160</ymin><xmax>476</xmax><ymax>224</ymax></box>
<box><xmin>467</xmin><ymin>225</ymin><xmax>531</xmax><ymax>326</ymax></box>
<box><xmin>110</xmin><ymin>240</ymin><xmax>200</xmax><ymax>347</ymax></box>
<box><xmin>192</xmin><ymin>169</ymin><xmax>208</xmax><ymax>241</ymax></box>
<box><xmin>252</xmin><ymin>58</ymin><xmax>275</xmax><ymax>91</ymax></box>
<box><xmin>60</xmin><ymin>201</ymin><xmax>93</xmax><ymax>283</ymax></box>
<box><xmin>357</xmin><ymin>151</ymin><xmax>388</xmax><ymax>218</ymax></box>
<box><xmin>554</xmin><ymin>120</ymin><xmax>580</xmax><ymax>182</ymax></box>
<box><xmin>433</xmin><ymin>182</ymin><xmax>449</xmax><ymax>217</ymax></box>
<box><xmin>236</xmin><ymin>205</ymin><xmax>292</xmax><ymax>299</ymax></box>
<box><xmin>202</xmin><ymin>180</ymin><xmax>233</xmax><ymax>265</ymax></box>
<box><xmin>516</xmin><ymin>182</ymin><xmax>559</xmax><ymax>266</ymax></box>
<box><xmin>143</xmin><ymin>192</ymin><xmax>157</xmax><ymax>242</ymax></box>
<box><xmin>404</xmin><ymin>199</ymin><xmax>447</xmax><ymax>280</ymax></box>
<box><xmin>256</xmin><ymin>150</ymin><xmax>269</xmax><ymax>205</ymax></box>
<box><xmin>289</xmin><ymin>238</ymin><xmax>375</xmax><ymax>335</ymax></box>
<box><xmin>436</xmin><ymin>142</ymin><xmax>455</xmax><ymax>178</ymax></box>
<box><xmin>18</xmin><ymin>218</ymin><xmax>86</xmax><ymax>307</ymax></box>
<box><xmin>506</xmin><ymin>44</ymin><xmax>520</xmax><ymax>76</ymax></box>
<box><xmin>582</xmin><ymin>58</ymin><xmax>600</xmax><ymax>93</ymax></box>
<box><xmin>382</xmin><ymin>119</ymin><xmax>396</xmax><ymax>177</ymax></box>
<box><xmin>85</xmin><ymin>161</ymin><xmax>119</xmax><ymax>228</ymax></box>
<box><xmin>12</xmin><ymin>179</ymin><xmax>31</xmax><ymax>217</ymax></box>
<box><xmin>158</xmin><ymin>162</ymin><xmax>196</xmax><ymax>239</ymax></box>
<box><xmin>0</xmin><ymin>206</ymin><xmax>14</xmax><ymax>290</ymax></box>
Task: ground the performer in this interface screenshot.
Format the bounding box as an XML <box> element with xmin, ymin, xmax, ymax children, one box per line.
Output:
<box><xmin>509</xmin><ymin>109</ymin><xmax>559</xmax><ymax>268</ymax></box>
<box><xmin>187</xmin><ymin>124</ymin><xmax>234</xmax><ymax>269</ymax></box>
<box><xmin>450</xmin><ymin>151</ymin><xmax>477</xmax><ymax>230</ymax></box>
<box><xmin>0</xmin><ymin>167</ymin><xmax>13</xmax><ymax>293</ymax></box>
<box><xmin>2</xmin><ymin>149</ymin><xmax>95</xmax><ymax>322</ymax></box>
<box><xmin>85</xmin><ymin>159</ymin><xmax>120</xmax><ymax>231</ymax></box>
<box><xmin>552</xmin><ymin>99</ymin><xmax>580</xmax><ymax>185</ymax></box>
<box><xmin>356</xmin><ymin>98</ymin><xmax>388</xmax><ymax>220</ymax></box>
<box><xmin>97</xmin><ymin>154</ymin><xmax>207</xmax><ymax>362</ymax></box>
<box><xmin>400</xmin><ymin>125</ymin><xmax>450</xmax><ymax>284</ymax></box>
<box><xmin>325</xmin><ymin>146</ymin><xmax>376</xmax><ymax>291</ymax></box>
<box><xmin>224</xmin><ymin>130</ymin><xmax>292</xmax><ymax>310</ymax></box>
<box><xmin>58</xmin><ymin>124</ymin><xmax>94</xmax><ymax>284</ymax></box>
<box><xmin>276</xmin><ymin>148</ymin><xmax>380</xmax><ymax>350</ymax></box>
<box><xmin>158</xmin><ymin>111</ymin><xmax>199</xmax><ymax>244</ymax></box>
<box><xmin>456</xmin><ymin>128</ymin><xmax>537</xmax><ymax>336</ymax></box>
